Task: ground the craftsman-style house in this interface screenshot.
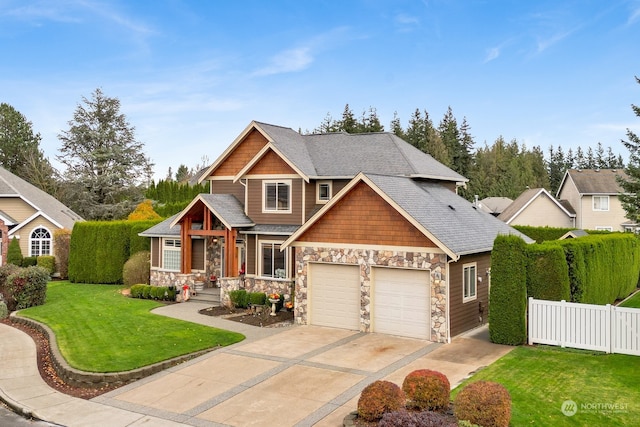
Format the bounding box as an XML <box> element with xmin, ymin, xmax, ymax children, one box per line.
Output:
<box><xmin>142</xmin><ymin>121</ymin><xmax>530</xmax><ymax>343</ymax></box>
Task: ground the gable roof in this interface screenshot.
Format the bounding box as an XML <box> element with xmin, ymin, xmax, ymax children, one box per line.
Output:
<box><xmin>283</xmin><ymin>173</ymin><xmax>532</xmax><ymax>259</ymax></box>
<box><xmin>557</xmin><ymin>169</ymin><xmax>627</xmax><ymax>196</ymax></box>
<box><xmin>170</xmin><ymin>193</ymin><xmax>254</xmax><ymax>230</ymax></box>
<box><xmin>0</xmin><ymin>167</ymin><xmax>83</xmax><ymax>229</ymax></box>
<box><xmin>138</xmin><ymin>214</ymin><xmax>180</xmax><ymax>237</ymax></box>
<box><xmin>477</xmin><ymin>197</ymin><xmax>513</xmax><ymax>215</ymax></box>
<box><xmin>559</xmin><ymin>229</ymin><xmax>589</xmax><ymax>240</ymax></box>
<box><xmin>498</xmin><ymin>188</ymin><xmax>575</xmax><ymax>224</ymax></box>
<box><xmin>202</xmin><ymin>121</ymin><xmax>468</xmax><ymax>184</ymax></box>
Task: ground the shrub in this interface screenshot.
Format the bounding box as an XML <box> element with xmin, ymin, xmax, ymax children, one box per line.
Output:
<box><xmin>525</xmin><ymin>242</ymin><xmax>570</xmax><ymax>301</ymax></box>
<box><xmin>7</xmin><ymin>237</ymin><xmax>23</xmax><ymax>266</ymax></box>
<box><xmin>123</xmin><ymin>251</ymin><xmax>151</xmax><ymax>286</ymax></box>
<box><xmin>489</xmin><ymin>235</ymin><xmax>527</xmax><ymax>345</ymax></box>
<box><xmin>53</xmin><ymin>229</ymin><xmax>71</xmax><ymax>279</ymax></box>
<box><xmin>357</xmin><ymin>380</ymin><xmax>405</xmax><ymax>422</ymax></box>
<box><xmin>378</xmin><ymin>410</ymin><xmax>457</xmax><ymax>427</ymax></box>
<box><xmin>402</xmin><ymin>369</ymin><xmax>450</xmax><ymax>411</ymax></box>
<box><xmin>22</xmin><ymin>256</ymin><xmax>37</xmax><ymax>267</ymax></box>
<box><xmin>6</xmin><ymin>266</ymin><xmax>49</xmax><ymax>310</ymax></box>
<box><xmin>454</xmin><ymin>381</ymin><xmax>511</xmax><ymax>427</ymax></box>
<box><xmin>142</xmin><ymin>285</ymin><xmax>152</xmax><ymax>299</ymax></box>
<box><xmin>229</xmin><ymin>289</ymin><xmax>249</xmax><ymax>308</ymax></box>
<box><xmin>37</xmin><ymin>256</ymin><xmax>56</xmax><ymax>276</ymax></box>
<box><xmin>0</xmin><ymin>300</ymin><xmax>7</xmax><ymax>319</ymax></box>
<box><xmin>130</xmin><ymin>284</ymin><xmax>146</xmax><ymax>298</ymax></box>
<box><xmin>248</xmin><ymin>292</ymin><xmax>266</xmax><ymax>306</ymax></box>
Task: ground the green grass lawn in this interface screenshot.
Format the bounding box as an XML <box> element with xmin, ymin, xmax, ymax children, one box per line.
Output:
<box><xmin>18</xmin><ymin>281</ymin><xmax>244</xmax><ymax>373</ymax></box>
<box><xmin>619</xmin><ymin>291</ymin><xmax>640</xmax><ymax>308</ymax></box>
<box><xmin>452</xmin><ymin>345</ymin><xmax>640</xmax><ymax>426</ymax></box>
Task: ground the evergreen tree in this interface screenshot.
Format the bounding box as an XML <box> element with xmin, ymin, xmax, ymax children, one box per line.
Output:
<box><xmin>595</xmin><ymin>142</ymin><xmax>606</xmax><ymax>168</ymax></box>
<box><xmin>175</xmin><ymin>164</ymin><xmax>190</xmax><ymax>182</ymax></box>
<box><xmin>7</xmin><ymin>237</ymin><xmax>23</xmax><ymax>266</ymax></box>
<box><xmin>617</xmin><ymin>77</ymin><xmax>640</xmax><ymax>223</ymax></box>
<box><xmin>390</xmin><ymin>112</ymin><xmax>405</xmax><ymax>139</ymax></box>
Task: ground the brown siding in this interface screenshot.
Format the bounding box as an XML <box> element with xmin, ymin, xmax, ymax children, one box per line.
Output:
<box><xmin>297</xmin><ymin>182</ymin><xmax>437</xmax><ymax>247</ymax></box>
<box><xmin>245</xmin><ymin>234</ymin><xmax>256</xmax><ymax>275</ymax></box>
<box><xmin>151</xmin><ymin>238</ymin><xmax>160</xmax><ymax>267</ymax></box>
<box><xmin>449</xmin><ymin>252</ymin><xmax>491</xmax><ymax>337</ymax></box>
<box><xmin>210</xmin><ymin>180</ymin><xmax>245</xmax><ymax>203</ymax></box>
<box><xmin>213</xmin><ymin>129</ymin><xmax>268</xmax><ymax>177</ymax></box>
<box><xmin>246</xmin><ymin>178</ymin><xmax>304</xmax><ymax>225</ymax></box>
<box><xmin>246</xmin><ymin>149</ymin><xmax>296</xmax><ymax>175</ymax></box>
<box><xmin>191</xmin><ymin>239</ymin><xmax>205</xmax><ymax>270</ymax></box>
<box><xmin>305</xmin><ymin>181</ymin><xmax>317</xmax><ymax>221</ymax></box>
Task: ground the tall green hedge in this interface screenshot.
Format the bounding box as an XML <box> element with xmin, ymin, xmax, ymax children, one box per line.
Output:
<box><xmin>69</xmin><ymin>220</ymin><xmax>163</xmax><ymax>284</ymax></box>
<box><xmin>512</xmin><ymin>225</ymin><xmax>574</xmax><ymax>243</ymax></box>
<box><xmin>489</xmin><ymin>235</ymin><xmax>528</xmax><ymax>345</ymax></box>
<box><xmin>526</xmin><ymin>242</ymin><xmax>570</xmax><ymax>301</ymax></box>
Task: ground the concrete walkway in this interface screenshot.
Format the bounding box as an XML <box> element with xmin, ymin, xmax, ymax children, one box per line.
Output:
<box><xmin>0</xmin><ymin>302</ymin><xmax>514</xmax><ymax>426</ymax></box>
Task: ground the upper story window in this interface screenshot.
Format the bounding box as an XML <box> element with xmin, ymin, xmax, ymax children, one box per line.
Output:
<box><xmin>463</xmin><ymin>263</ymin><xmax>477</xmax><ymax>302</ymax></box>
<box><xmin>316</xmin><ymin>181</ymin><xmax>332</xmax><ymax>204</ymax></box>
<box><xmin>163</xmin><ymin>238</ymin><xmax>181</xmax><ymax>271</ymax></box>
<box><xmin>263</xmin><ymin>180</ymin><xmax>291</xmax><ymax>213</ymax></box>
<box><xmin>30</xmin><ymin>227</ymin><xmax>51</xmax><ymax>256</ymax></box>
<box><xmin>592</xmin><ymin>195</ymin><xmax>609</xmax><ymax>211</ymax></box>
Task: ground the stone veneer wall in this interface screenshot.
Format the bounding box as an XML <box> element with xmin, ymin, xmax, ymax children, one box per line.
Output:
<box><xmin>294</xmin><ymin>247</ymin><xmax>448</xmax><ymax>343</ymax></box>
<box><xmin>218</xmin><ymin>276</ymin><xmax>295</xmax><ymax>306</ymax></box>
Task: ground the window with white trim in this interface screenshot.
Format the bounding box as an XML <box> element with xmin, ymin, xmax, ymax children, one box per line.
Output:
<box><xmin>316</xmin><ymin>181</ymin><xmax>332</xmax><ymax>203</ymax></box>
<box><xmin>163</xmin><ymin>239</ymin><xmax>181</xmax><ymax>271</ymax></box>
<box><xmin>30</xmin><ymin>227</ymin><xmax>51</xmax><ymax>256</ymax></box>
<box><xmin>263</xmin><ymin>180</ymin><xmax>291</xmax><ymax>213</ymax></box>
<box><xmin>595</xmin><ymin>226</ymin><xmax>613</xmax><ymax>232</ymax></box>
<box><xmin>463</xmin><ymin>263</ymin><xmax>477</xmax><ymax>302</ymax></box>
<box><xmin>260</xmin><ymin>241</ymin><xmax>287</xmax><ymax>278</ymax></box>
<box><xmin>592</xmin><ymin>196</ymin><xmax>609</xmax><ymax>211</ymax></box>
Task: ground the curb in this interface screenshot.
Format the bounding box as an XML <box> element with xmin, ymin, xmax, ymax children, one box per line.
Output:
<box><xmin>9</xmin><ymin>313</ymin><xmax>216</xmax><ymax>389</ymax></box>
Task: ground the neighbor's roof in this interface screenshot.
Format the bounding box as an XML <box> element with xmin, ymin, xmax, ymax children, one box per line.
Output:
<box><xmin>284</xmin><ymin>173</ymin><xmax>532</xmax><ymax>259</ymax></box>
<box><xmin>204</xmin><ymin>121</ymin><xmax>468</xmax><ymax>184</ymax></box>
<box><xmin>0</xmin><ymin>166</ymin><xmax>83</xmax><ymax>229</ymax></box>
<box><xmin>558</xmin><ymin>168</ymin><xmax>627</xmax><ymax>196</ymax></box>
<box><xmin>498</xmin><ymin>188</ymin><xmax>575</xmax><ymax>224</ymax></box>
<box><xmin>477</xmin><ymin>196</ymin><xmax>513</xmax><ymax>215</ymax></box>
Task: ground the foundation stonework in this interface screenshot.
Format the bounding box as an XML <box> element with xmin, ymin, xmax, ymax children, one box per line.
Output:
<box><xmin>294</xmin><ymin>246</ymin><xmax>448</xmax><ymax>343</ymax></box>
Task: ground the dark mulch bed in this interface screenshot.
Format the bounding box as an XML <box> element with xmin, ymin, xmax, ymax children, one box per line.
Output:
<box><xmin>198</xmin><ymin>305</ymin><xmax>294</xmax><ymax>327</ymax></box>
<box><xmin>0</xmin><ymin>317</ymin><xmax>121</xmax><ymax>399</ymax></box>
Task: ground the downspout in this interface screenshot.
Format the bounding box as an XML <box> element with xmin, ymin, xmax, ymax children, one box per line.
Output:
<box><xmin>239</xmin><ymin>179</ymin><xmax>248</xmax><ymax>215</ymax></box>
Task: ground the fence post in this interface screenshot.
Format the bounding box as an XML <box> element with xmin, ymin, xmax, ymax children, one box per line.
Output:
<box><xmin>528</xmin><ymin>297</ymin><xmax>533</xmax><ymax>345</ymax></box>
<box><xmin>609</xmin><ymin>304</ymin><xmax>615</xmax><ymax>354</ymax></box>
<box><xmin>560</xmin><ymin>300</ymin><xmax>566</xmax><ymax>348</ymax></box>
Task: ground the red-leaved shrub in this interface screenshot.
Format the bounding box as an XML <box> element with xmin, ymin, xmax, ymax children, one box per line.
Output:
<box><xmin>402</xmin><ymin>369</ymin><xmax>451</xmax><ymax>411</ymax></box>
<box><xmin>357</xmin><ymin>380</ymin><xmax>405</xmax><ymax>422</ymax></box>
<box><xmin>454</xmin><ymin>381</ymin><xmax>511</xmax><ymax>427</ymax></box>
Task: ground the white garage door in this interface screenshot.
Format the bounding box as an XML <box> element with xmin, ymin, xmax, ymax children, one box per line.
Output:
<box><xmin>309</xmin><ymin>263</ymin><xmax>360</xmax><ymax>330</ymax></box>
<box><xmin>373</xmin><ymin>267</ymin><xmax>431</xmax><ymax>339</ymax></box>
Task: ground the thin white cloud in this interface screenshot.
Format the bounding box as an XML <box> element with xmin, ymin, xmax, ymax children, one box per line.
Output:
<box><xmin>253</xmin><ymin>47</ymin><xmax>313</xmax><ymax>76</ymax></box>
<box><xmin>78</xmin><ymin>0</ymin><xmax>155</xmax><ymax>36</ymax></box>
<box><xmin>627</xmin><ymin>5</ymin><xmax>640</xmax><ymax>25</ymax></box>
<box><xmin>394</xmin><ymin>13</ymin><xmax>420</xmax><ymax>32</ymax></box>
<box><xmin>1</xmin><ymin>1</ymin><xmax>82</xmax><ymax>23</ymax></box>
<box><xmin>535</xmin><ymin>29</ymin><xmax>573</xmax><ymax>53</ymax></box>
<box><xmin>484</xmin><ymin>47</ymin><xmax>501</xmax><ymax>63</ymax></box>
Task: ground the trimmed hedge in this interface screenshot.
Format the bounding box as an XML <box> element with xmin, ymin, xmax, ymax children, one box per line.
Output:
<box><xmin>69</xmin><ymin>220</ymin><xmax>163</xmax><ymax>284</ymax></box>
<box><xmin>489</xmin><ymin>235</ymin><xmax>527</xmax><ymax>345</ymax></box>
<box><xmin>525</xmin><ymin>242</ymin><xmax>570</xmax><ymax>301</ymax></box>
<box><xmin>130</xmin><ymin>284</ymin><xmax>175</xmax><ymax>301</ymax></box>
<box><xmin>512</xmin><ymin>225</ymin><xmax>574</xmax><ymax>243</ymax></box>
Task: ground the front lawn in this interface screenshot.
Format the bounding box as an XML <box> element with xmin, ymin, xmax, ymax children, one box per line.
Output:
<box><xmin>452</xmin><ymin>345</ymin><xmax>640</xmax><ymax>426</ymax></box>
<box><xmin>619</xmin><ymin>290</ymin><xmax>640</xmax><ymax>308</ymax></box>
<box><xmin>17</xmin><ymin>281</ymin><xmax>244</xmax><ymax>372</ymax></box>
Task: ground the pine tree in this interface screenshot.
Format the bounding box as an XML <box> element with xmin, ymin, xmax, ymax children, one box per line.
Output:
<box><xmin>617</xmin><ymin>77</ymin><xmax>640</xmax><ymax>223</ymax></box>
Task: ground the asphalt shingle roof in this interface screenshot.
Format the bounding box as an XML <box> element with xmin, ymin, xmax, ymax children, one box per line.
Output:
<box><xmin>365</xmin><ymin>174</ymin><xmax>533</xmax><ymax>257</ymax></box>
<box><xmin>138</xmin><ymin>214</ymin><xmax>180</xmax><ymax>237</ymax></box>
<box><xmin>199</xmin><ymin>194</ymin><xmax>254</xmax><ymax>228</ymax></box>
<box><xmin>565</xmin><ymin>169</ymin><xmax>627</xmax><ymax>194</ymax></box>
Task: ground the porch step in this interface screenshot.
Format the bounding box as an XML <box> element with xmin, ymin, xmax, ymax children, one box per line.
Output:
<box><xmin>189</xmin><ymin>287</ymin><xmax>221</xmax><ymax>305</ymax></box>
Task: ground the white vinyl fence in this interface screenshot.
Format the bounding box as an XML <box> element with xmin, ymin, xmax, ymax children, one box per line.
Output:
<box><xmin>528</xmin><ymin>297</ymin><xmax>640</xmax><ymax>356</ymax></box>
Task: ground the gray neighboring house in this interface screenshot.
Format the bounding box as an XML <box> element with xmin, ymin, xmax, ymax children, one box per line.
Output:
<box><xmin>0</xmin><ymin>167</ymin><xmax>83</xmax><ymax>265</ymax></box>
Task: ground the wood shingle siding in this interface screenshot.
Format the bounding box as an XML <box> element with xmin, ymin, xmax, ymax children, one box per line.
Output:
<box><xmin>213</xmin><ymin>129</ymin><xmax>268</xmax><ymax>177</ymax></box>
<box><xmin>246</xmin><ymin>149</ymin><xmax>296</xmax><ymax>175</ymax></box>
<box><xmin>296</xmin><ymin>182</ymin><xmax>437</xmax><ymax>247</ymax></box>
<box><xmin>448</xmin><ymin>253</ymin><xmax>491</xmax><ymax>337</ymax></box>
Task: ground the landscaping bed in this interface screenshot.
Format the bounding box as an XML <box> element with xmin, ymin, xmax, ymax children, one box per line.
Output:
<box><xmin>198</xmin><ymin>305</ymin><xmax>294</xmax><ymax>327</ymax></box>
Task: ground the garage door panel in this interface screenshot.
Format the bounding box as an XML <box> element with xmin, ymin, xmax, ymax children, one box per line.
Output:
<box><xmin>309</xmin><ymin>263</ymin><xmax>360</xmax><ymax>330</ymax></box>
<box><xmin>373</xmin><ymin>268</ymin><xmax>431</xmax><ymax>340</ymax></box>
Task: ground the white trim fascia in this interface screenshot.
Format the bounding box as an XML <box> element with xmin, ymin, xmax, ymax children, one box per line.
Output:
<box><xmin>284</xmin><ymin>241</ymin><xmax>446</xmax><ymax>254</ymax></box>
<box><xmin>170</xmin><ymin>194</ymin><xmax>255</xmax><ymax>230</ymax></box>
<box><xmin>9</xmin><ymin>211</ymin><xmax>63</xmax><ymax>234</ymax></box>
<box><xmin>556</xmin><ymin>170</ymin><xmax>573</xmax><ymax>198</ymax></box>
<box><xmin>243</xmin><ymin>174</ymin><xmax>301</xmax><ymax>180</ymax></box>
<box><xmin>506</xmin><ymin>188</ymin><xmax>575</xmax><ymax>224</ymax></box>
<box><xmin>0</xmin><ymin>212</ymin><xmax>16</xmax><ymax>225</ymax></box>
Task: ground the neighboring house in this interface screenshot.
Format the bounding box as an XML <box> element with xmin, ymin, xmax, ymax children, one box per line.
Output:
<box><xmin>0</xmin><ymin>167</ymin><xmax>83</xmax><ymax>265</ymax></box>
<box><xmin>556</xmin><ymin>169</ymin><xmax>630</xmax><ymax>232</ymax></box>
<box><xmin>476</xmin><ymin>197</ymin><xmax>512</xmax><ymax>217</ymax></box>
<box><xmin>142</xmin><ymin>121</ymin><xmax>530</xmax><ymax>343</ymax></box>
<box><xmin>498</xmin><ymin>188</ymin><xmax>576</xmax><ymax>228</ymax></box>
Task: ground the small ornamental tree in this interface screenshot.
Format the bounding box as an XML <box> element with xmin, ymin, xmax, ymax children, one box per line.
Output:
<box><xmin>7</xmin><ymin>237</ymin><xmax>23</xmax><ymax>266</ymax></box>
<box><xmin>127</xmin><ymin>199</ymin><xmax>161</xmax><ymax>221</ymax></box>
<box><xmin>53</xmin><ymin>229</ymin><xmax>71</xmax><ymax>279</ymax></box>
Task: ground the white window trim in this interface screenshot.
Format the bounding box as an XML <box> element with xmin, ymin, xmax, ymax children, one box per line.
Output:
<box><xmin>258</xmin><ymin>240</ymin><xmax>289</xmax><ymax>279</ymax></box>
<box><xmin>595</xmin><ymin>226</ymin><xmax>613</xmax><ymax>231</ymax></box>
<box><xmin>592</xmin><ymin>195</ymin><xmax>609</xmax><ymax>211</ymax></box>
<box><xmin>463</xmin><ymin>262</ymin><xmax>477</xmax><ymax>303</ymax></box>
<box><xmin>162</xmin><ymin>238</ymin><xmax>181</xmax><ymax>272</ymax></box>
<box><xmin>29</xmin><ymin>226</ymin><xmax>52</xmax><ymax>257</ymax></box>
<box><xmin>262</xmin><ymin>179</ymin><xmax>292</xmax><ymax>214</ymax></box>
<box><xmin>316</xmin><ymin>181</ymin><xmax>333</xmax><ymax>204</ymax></box>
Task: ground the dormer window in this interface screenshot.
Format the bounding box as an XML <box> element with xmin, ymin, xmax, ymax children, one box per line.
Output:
<box><xmin>317</xmin><ymin>181</ymin><xmax>332</xmax><ymax>204</ymax></box>
<box><xmin>263</xmin><ymin>180</ymin><xmax>291</xmax><ymax>213</ymax></box>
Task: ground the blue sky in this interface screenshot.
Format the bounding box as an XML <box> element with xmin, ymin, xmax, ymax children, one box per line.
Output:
<box><xmin>1</xmin><ymin>0</ymin><xmax>639</xmax><ymax>180</ymax></box>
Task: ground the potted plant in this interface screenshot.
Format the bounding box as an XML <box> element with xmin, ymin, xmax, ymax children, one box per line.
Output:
<box><xmin>267</xmin><ymin>292</ymin><xmax>280</xmax><ymax>316</ymax></box>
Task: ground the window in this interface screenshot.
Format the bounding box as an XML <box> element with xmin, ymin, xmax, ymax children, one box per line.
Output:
<box><xmin>463</xmin><ymin>263</ymin><xmax>477</xmax><ymax>302</ymax></box>
<box><xmin>163</xmin><ymin>239</ymin><xmax>181</xmax><ymax>271</ymax></box>
<box><xmin>30</xmin><ymin>227</ymin><xmax>51</xmax><ymax>256</ymax></box>
<box><xmin>317</xmin><ymin>181</ymin><xmax>332</xmax><ymax>203</ymax></box>
<box><xmin>595</xmin><ymin>226</ymin><xmax>613</xmax><ymax>232</ymax></box>
<box><xmin>260</xmin><ymin>242</ymin><xmax>287</xmax><ymax>278</ymax></box>
<box><xmin>263</xmin><ymin>180</ymin><xmax>291</xmax><ymax>213</ymax></box>
<box><xmin>593</xmin><ymin>196</ymin><xmax>609</xmax><ymax>211</ymax></box>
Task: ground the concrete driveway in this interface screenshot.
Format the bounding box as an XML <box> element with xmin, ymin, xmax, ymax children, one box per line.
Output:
<box><xmin>92</xmin><ymin>304</ymin><xmax>513</xmax><ymax>427</ymax></box>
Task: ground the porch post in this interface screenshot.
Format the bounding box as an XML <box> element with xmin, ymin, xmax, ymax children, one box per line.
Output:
<box><xmin>224</xmin><ymin>228</ymin><xmax>238</xmax><ymax>277</ymax></box>
<box><xmin>181</xmin><ymin>217</ymin><xmax>192</xmax><ymax>274</ymax></box>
